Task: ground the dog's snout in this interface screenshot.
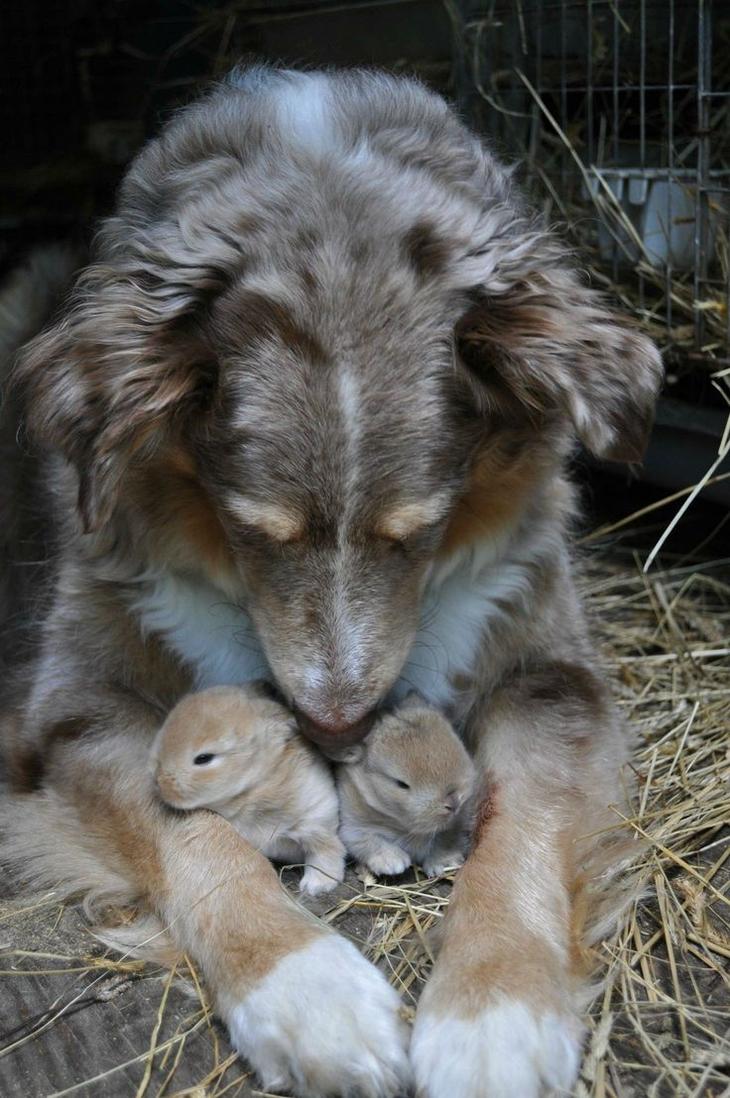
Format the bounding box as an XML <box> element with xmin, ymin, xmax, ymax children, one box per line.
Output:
<box><xmin>296</xmin><ymin>706</ymin><xmax>375</xmax><ymax>747</ymax></box>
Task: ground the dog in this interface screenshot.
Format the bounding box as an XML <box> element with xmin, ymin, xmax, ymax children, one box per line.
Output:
<box><xmin>1</xmin><ymin>66</ymin><xmax>662</xmax><ymax>1097</ymax></box>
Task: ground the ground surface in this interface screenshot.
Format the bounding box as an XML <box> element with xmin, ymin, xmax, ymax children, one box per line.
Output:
<box><xmin>1</xmin><ymin>542</ymin><xmax>728</xmax><ymax>1097</ymax></box>
<box><xmin>0</xmin><ymin>863</ymin><xmax>386</xmax><ymax>1097</ymax></box>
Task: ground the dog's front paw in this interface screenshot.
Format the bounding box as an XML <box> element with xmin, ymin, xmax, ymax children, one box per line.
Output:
<box><xmin>225</xmin><ymin>934</ymin><xmax>411</xmax><ymax>1097</ymax></box>
<box><xmin>411</xmin><ymin>997</ymin><xmax>583</xmax><ymax>1098</ymax></box>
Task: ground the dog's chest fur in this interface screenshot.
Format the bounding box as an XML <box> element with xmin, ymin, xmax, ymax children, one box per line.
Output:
<box><xmin>132</xmin><ymin>531</ymin><xmax>542</xmax><ymax>715</ymax></box>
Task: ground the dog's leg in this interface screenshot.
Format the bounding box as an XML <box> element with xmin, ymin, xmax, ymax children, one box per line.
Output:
<box><xmin>411</xmin><ymin>664</ymin><xmax>635</xmax><ymax>1098</ymax></box>
<box><xmin>14</xmin><ymin>703</ymin><xmax>410</xmax><ymax>1098</ymax></box>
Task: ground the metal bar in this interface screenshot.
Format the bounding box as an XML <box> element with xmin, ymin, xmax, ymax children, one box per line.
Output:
<box><xmin>638</xmin><ymin>0</ymin><xmax>646</xmax><ymax>312</ymax></box>
<box><xmin>694</xmin><ymin>0</ymin><xmax>713</xmax><ymax>352</ymax></box>
<box><xmin>519</xmin><ymin>83</ymin><xmax>696</xmax><ymax>94</ymax></box>
<box><xmin>639</xmin><ymin>0</ymin><xmax>646</xmax><ymax>166</ymax></box>
<box><xmin>448</xmin><ymin>0</ymin><xmax>469</xmax><ymax>113</ymax></box>
<box><xmin>612</xmin><ymin>0</ymin><xmax>620</xmax><ymax>283</ymax></box>
<box><xmin>586</xmin><ymin>0</ymin><xmax>594</xmax><ymax>164</ymax></box>
<box><xmin>535</xmin><ymin>0</ymin><xmax>543</xmax><ymax>93</ymax></box>
<box><xmin>532</xmin><ymin>0</ymin><xmax>545</xmax><ymax>185</ymax></box>
<box><xmin>560</xmin><ymin>0</ymin><xmax>568</xmax><ymax>191</ymax></box>
<box><xmin>612</xmin><ymin>1</ymin><xmax>619</xmax><ymax>165</ymax></box>
<box><xmin>666</xmin><ymin>0</ymin><xmax>675</xmax><ymax>346</ymax></box>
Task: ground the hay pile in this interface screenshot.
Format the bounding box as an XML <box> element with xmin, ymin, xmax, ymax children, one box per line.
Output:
<box><xmin>1</xmin><ymin>529</ymin><xmax>728</xmax><ymax>1096</ymax></box>
<box><xmin>573</xmin><ymin>543</ymin><xmax>730</xmax><ymax>1096</ymax></box>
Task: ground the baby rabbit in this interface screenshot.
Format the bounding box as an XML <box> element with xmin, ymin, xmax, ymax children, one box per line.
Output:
<box><xmin>336</xmin><ymin>694</ymin><xmax>476</xmax><ymax>878</ymax></box>
<box><xmin>152</xmin><ymin>684</ymin><xmax>346</xmax><ymax>896</ymax></box>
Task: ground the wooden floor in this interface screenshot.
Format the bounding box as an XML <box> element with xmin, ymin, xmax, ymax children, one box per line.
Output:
<box><xmin>0</xmin><ymin>861</ymin><xmax>384</xmax><ymax>1098</ymax></box>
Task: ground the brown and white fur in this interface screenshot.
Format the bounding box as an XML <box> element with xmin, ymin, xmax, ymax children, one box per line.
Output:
<box><xmin>0</xmin><ymin>66</ymin><xmax>662</xmax><ymax>1098</ymax></box>
<box><xmin>337</xmin><ymin>693</ymin><xmax>476</xmax><ymax>877</ymax></box>
<box><xmin>153</xmin><ymin>685</ymin><xmax>346</xmax><ymax>896</ymax></box>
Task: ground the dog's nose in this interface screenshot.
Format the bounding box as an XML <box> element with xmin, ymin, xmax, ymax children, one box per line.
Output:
<box><xmin>296</xmin><ymin>707</ymin><xmax>375</xmax><ymax>747</ymax></box>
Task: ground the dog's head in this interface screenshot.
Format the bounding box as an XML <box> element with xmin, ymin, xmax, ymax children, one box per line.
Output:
<box><xmin>17</xmin><ymin>70</ymin><xmax>662</xmax><ymax>746</ymax></box>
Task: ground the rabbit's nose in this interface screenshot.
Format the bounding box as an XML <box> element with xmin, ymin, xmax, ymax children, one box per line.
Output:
<box><xmin>443</xmin><ymin>791</ymin><xmax>460</xmax><ymax>813</ymax></box>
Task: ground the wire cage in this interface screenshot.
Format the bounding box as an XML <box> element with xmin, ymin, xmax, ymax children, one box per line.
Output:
<box><xmin>452</xmin><ymin>0</ymin><xmax>730</xmax><ymax>370</ymax></box>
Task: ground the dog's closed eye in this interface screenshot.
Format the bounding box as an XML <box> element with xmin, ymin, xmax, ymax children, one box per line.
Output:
<box><xmin>224</xmin><ymin>496</ymin><xmax>305</xmax><ymax>543</ymax></box>
<box><xmin>374</xmin><ymin>495</ymin><xmax>452</xmax><ymax>545</ymax></box>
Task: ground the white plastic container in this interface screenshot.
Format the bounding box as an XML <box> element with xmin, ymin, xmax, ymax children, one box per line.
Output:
<box><xmin>586</xmin><ymin>168</ymin><xmax>701</xmax><ymax>270</ymax></box>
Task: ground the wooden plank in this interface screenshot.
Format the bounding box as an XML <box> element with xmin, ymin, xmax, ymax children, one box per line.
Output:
<box><xmin>0</xmin><ymin>860</ymin><xmax>253</xmax><ymax>1097</ymax></box>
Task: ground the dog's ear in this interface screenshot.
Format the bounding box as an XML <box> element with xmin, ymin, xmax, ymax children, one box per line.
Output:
<box><xmin>15</xmin><ymin>262</ymin><xmax>218</xmax><ymax>531</ymax></box>
<box><xmin>455</xmin><ymin>260</ymin><xmax>663</xmax><ymax>462</ymax></box>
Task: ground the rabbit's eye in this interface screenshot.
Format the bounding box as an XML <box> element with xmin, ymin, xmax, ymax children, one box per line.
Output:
<box><xmin>394</xmin><ymin>778</ymin><xmax>411</xmax><ymax>790</ymax></box>
<box><xmin>193</xmin><ymin>752</ymin><xmax>216</xmax><ymax>766</ymax></box>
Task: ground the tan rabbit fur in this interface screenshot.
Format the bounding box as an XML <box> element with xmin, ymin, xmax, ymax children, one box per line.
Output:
<box><xmin>154</xmin><ymin>685</ymin><xmax>345</xmax><ymax>896</ymax></box>
<box><xmin>337</xmin><ymin>695</ymin><xmax>476</xmax><ymax>877</ymax></box>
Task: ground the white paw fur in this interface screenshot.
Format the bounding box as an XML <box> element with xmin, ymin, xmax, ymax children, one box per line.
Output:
<box><xmin>366</xmin><ymin>846</ymin><xmax>412</xmax><ymax>877</ymax></box>
<box><xmin>299</xmin><ymin>862</ymin><xmax>344</xmax><ymax>896</ymax></box>
<box><xmin>227</xmin><ymin>935</ymin><xmax>411</xmax><ymax>1097</ymax></box>
<box><xmin>411</xmin><ymin>998</ymin><xmax>583</xmax><ymax>1098</ymax></box>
